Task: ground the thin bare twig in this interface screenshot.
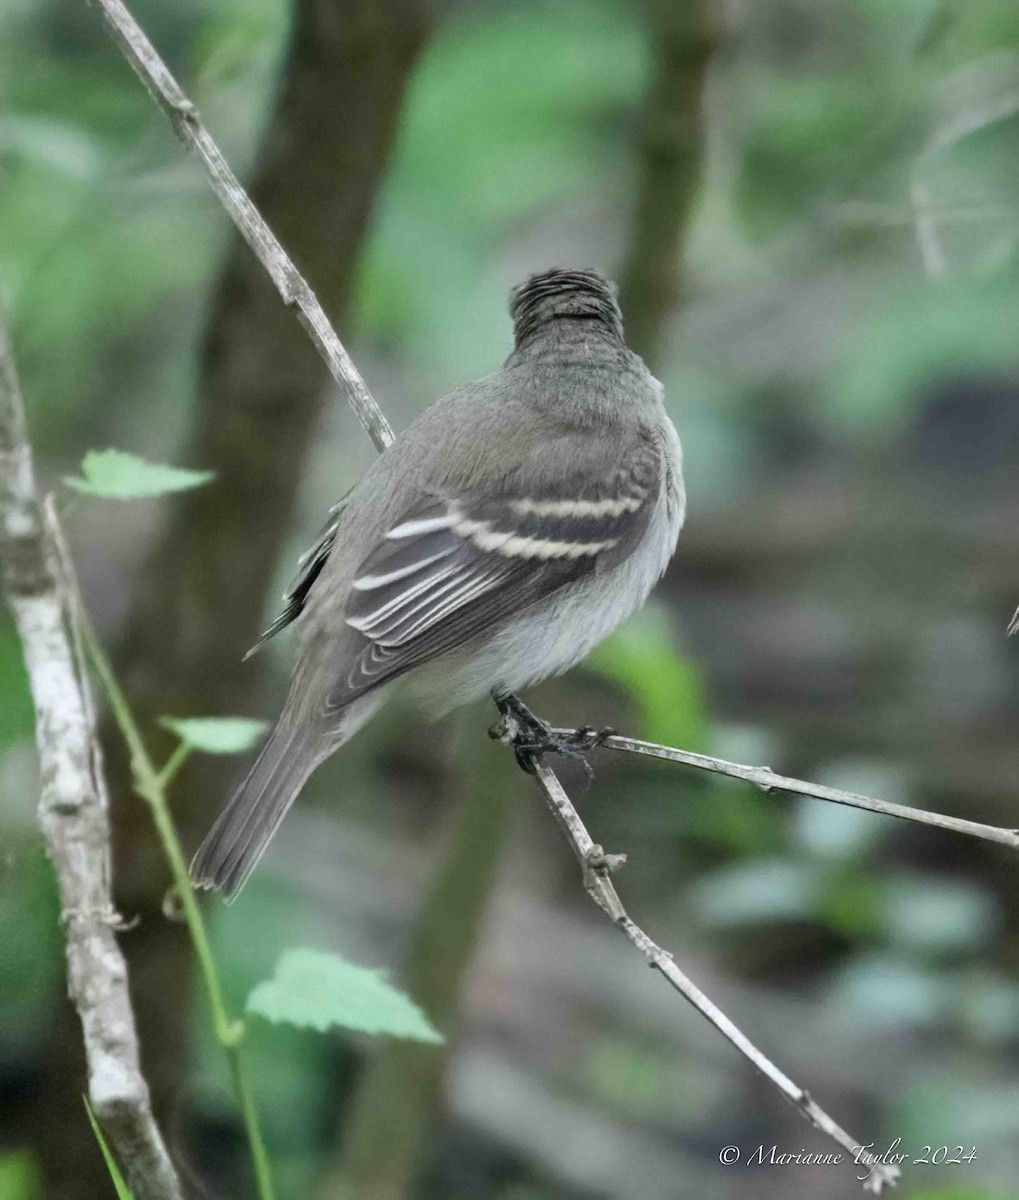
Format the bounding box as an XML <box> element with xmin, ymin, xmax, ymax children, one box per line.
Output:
<box><xmin>0</xmin><ymin>315</ymin><xmax>182</xmax><ymax>1200</ymax></box>
<box><xmin>526</xmin><ymin>752</ymin><xmax>899</xmax><ymax>1194</ymax></box>
<box><xmin>553</xmin><ymin>729</ymin><xmax>1019</xmax><ymax>851</ymax></box>
<box><xmin>86</xmin><ymin>0</ymin><xmax>395</xmax><ymax>453</ymax></box>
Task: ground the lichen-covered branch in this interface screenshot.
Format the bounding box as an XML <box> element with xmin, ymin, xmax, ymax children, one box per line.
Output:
<box><xmin>0</xmin><ymin>315</ymin><xmax>181</xmax><ymax>1200</ymax></box>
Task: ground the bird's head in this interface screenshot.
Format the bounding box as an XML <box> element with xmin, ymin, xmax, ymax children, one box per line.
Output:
<box><xmin>509</xmin><ymin>268</ymin><xmax>623</xmax><ymax>348</ymax></box>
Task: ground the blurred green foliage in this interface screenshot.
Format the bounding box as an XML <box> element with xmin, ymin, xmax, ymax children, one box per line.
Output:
<box><xmin>0</xmin><ymin>845</ymin><xmax>61</xmax><ymax>1054</ymax></box>
<box><xmin>0</xmin><ymin>1150</ymin><xmax>40</xmax><ymax>1200</ymax></box>
<box><xmin>3</xmin><ymin>0</ymin><xmax>1019</xmax><ymax>1196</ymax></box>
<box><xmin>0</xmin><ymin>617</ymin><xmax>34</xmax><ymax>752</ymax></box>
<box><xmin>588</xmin><ymin>606</ymin><xmax>707</xmax><ymax>749</ymax></box>
<box><xmin>356</xmin><ymin>0</ymin><xmax>645</xmax><ymax>375</ymax></box>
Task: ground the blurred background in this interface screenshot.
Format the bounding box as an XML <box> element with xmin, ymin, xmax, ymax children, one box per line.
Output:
<box><xmin>3</xmin><ymin>0</ymin><xmax>1019</xmax><ymax>1197</ymax></box>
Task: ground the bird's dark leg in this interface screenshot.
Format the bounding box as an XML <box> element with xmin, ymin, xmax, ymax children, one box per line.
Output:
<box><xmin>490</xmin><ymin>689</ymin><xmax>613</xmax><ymax>776</ymax></box>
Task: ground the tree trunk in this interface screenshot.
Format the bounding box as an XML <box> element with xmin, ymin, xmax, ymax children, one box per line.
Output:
<box><xmin>317</xmin><ymin>733</ymin><xmax>520</xmax><ymax>1200</ymax></box>
<box><xmin>618</xmin><ymin>0</ymin><xmax>716</xmax><ymax>370</ymax></box>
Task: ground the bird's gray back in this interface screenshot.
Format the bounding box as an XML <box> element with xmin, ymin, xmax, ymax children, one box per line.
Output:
<box><xmin>293</xmin><ymin>351</ymin><xmax>672</xmax><ymax>714</ymax></box>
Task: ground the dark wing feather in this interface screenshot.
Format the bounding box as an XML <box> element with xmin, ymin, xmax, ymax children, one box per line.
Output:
<box><xmin>245</xmin><ymin>489</ymin><xmax>354</xmax><ymax>658</ymax></box>
<box><xmin>328</xmin><ymin>435</ymin><xmax>660</xmax><ymax>708</ymax></box>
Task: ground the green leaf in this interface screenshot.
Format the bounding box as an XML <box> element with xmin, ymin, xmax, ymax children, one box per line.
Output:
<box><xmin>64</xmin><ymin>449</ymin><xmax>214</xmax><ymax>499</ymax></box>
<box><xmin>246</xmin><ymin>947</ymin><xmax>443</xmax><ymax>1043</ymax></box>
<box><xmin>159</xmin><ymin>717</ymin><xmax>269</xmax><ymax>756</ymax></box>
<box><xmin>83</xmin><ymin>1099</ymin><xmax>134</xmax><ymax>1200</ymax></box>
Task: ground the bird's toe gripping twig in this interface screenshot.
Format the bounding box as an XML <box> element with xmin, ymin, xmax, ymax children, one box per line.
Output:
<box><xmin>489</xmin><ymin>691</ymin><xmax>613</xmax><ymax>776</ymax></box>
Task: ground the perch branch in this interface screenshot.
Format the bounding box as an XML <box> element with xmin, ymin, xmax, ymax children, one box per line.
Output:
<box><xmin>552</xmin><ymin>729</ymin><xmax>1019</xmax><ymax>851</ymax></box>
<box><xmin>0</xmin><ymin>316</ymin><xmax>182</xmax><ymax>1200</ymax></box>
<box><xmin>86</xmin><ymin>0</ymin><xmax>395</xmax><ymax>453</ymax></box>
<box><xmin>523</xmin><ymin>748</ymin><xmax>899</xmax><ymax>1194</ymax></box>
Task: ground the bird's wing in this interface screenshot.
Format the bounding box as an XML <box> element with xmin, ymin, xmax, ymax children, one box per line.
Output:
<box><xmin>245</xmin><ymin>488</ymin><xmax>355</xmax><ymax>658</ymax></box>
<box><xmin>329</xmin><ymin>431</ymin><xmax>661</xmax><ymax>708</ymax></box>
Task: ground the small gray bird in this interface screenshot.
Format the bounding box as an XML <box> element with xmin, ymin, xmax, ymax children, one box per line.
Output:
<box><xmin>191</xmin><ymin>268</ymin><xmax>685</xmax><ymax>897</ymax></box>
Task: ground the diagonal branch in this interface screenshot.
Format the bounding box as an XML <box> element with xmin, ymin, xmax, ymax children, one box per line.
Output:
<box><xmin>0</xmin><ymin>315</ymin><xmax>182</xmax><ymax>1200</ymax></box>
<box><xmin>552</xmin><ymin>728</ymin><xmax>1019</xmax><ymax>851</ymax></box>
<box><xmin>86</xmin><ymin>0</ymin><xmax>394</xmax><ymax>453</ymax></box>
<box><xmin>521</xmin><ymin>746</ymin><xmax>900</xmax><ymax>1194</ymax></box>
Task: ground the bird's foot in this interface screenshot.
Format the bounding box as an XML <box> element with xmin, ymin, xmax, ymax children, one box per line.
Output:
<box><xmin>489</xmin><ymin>691</ymin><xmax>613</xmax><ymax>777</ymax></box>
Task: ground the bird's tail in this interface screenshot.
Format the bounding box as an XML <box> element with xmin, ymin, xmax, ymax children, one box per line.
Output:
<box><xmin>190</xmin><ymin>720</ymin><xmax>321</xmax><ymax>900</ymax></box>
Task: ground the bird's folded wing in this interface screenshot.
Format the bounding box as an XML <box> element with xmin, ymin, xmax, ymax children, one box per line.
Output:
<box><xmin>329</xmin><ymin>432</ymin><xmax>660</xmax><ymax>708</ymax></box>
<box><xmin>245</xmin><ymin>488</ymin><xmax>355</xmax><ymax>657</ymax></box>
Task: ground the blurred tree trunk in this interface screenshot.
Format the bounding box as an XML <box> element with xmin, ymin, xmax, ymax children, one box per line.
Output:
<box><xmin>619</xmin><ymin>0</ymin><xmax>717</xmax><ymax>369</ymax></box>
<box><xmin>318</xmin><ymin>732</ymin><xmax>520</xmax><ymax>1200</ymax></box>
<box><xmin>35</xmin><ymin>2</ymin><xmax>435</xmax><ymax>1196</ymax></box>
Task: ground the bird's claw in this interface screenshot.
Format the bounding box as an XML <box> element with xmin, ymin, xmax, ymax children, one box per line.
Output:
<box><xmin>489</xmin><ymin>693</ymin><xmax>611</xmax><ymax>778</ymax></box>
<box><xmin>568</xmin><ymin>724</ymin><xmax>615</xmax><ymax>750</ymax></box>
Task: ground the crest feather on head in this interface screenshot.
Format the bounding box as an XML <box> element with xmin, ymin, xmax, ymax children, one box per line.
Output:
<box><xmin>510</xmin><ymin>268</ymin><xmax>623</xmax><ymax>345</ymax></box>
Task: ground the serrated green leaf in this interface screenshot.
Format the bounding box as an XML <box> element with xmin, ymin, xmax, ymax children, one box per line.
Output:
<box><xmin>83</xmin><ymin>1098</ymin><xmax>134</xmax><ymax>1200</ymax></box>
<box><xmin>64</xmin><ymin>449</ymin><xmax>214</xmax><ymax>499</ymax></box>
<box><xmin>159</xmin><ymin>717</ymin><xmax>269</xmax><ymax>755</ymax></box>
<box><xmin>246</xmin><ymin>948</ymin><xmax>443</xmax><ymax>1043</ymax></box>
